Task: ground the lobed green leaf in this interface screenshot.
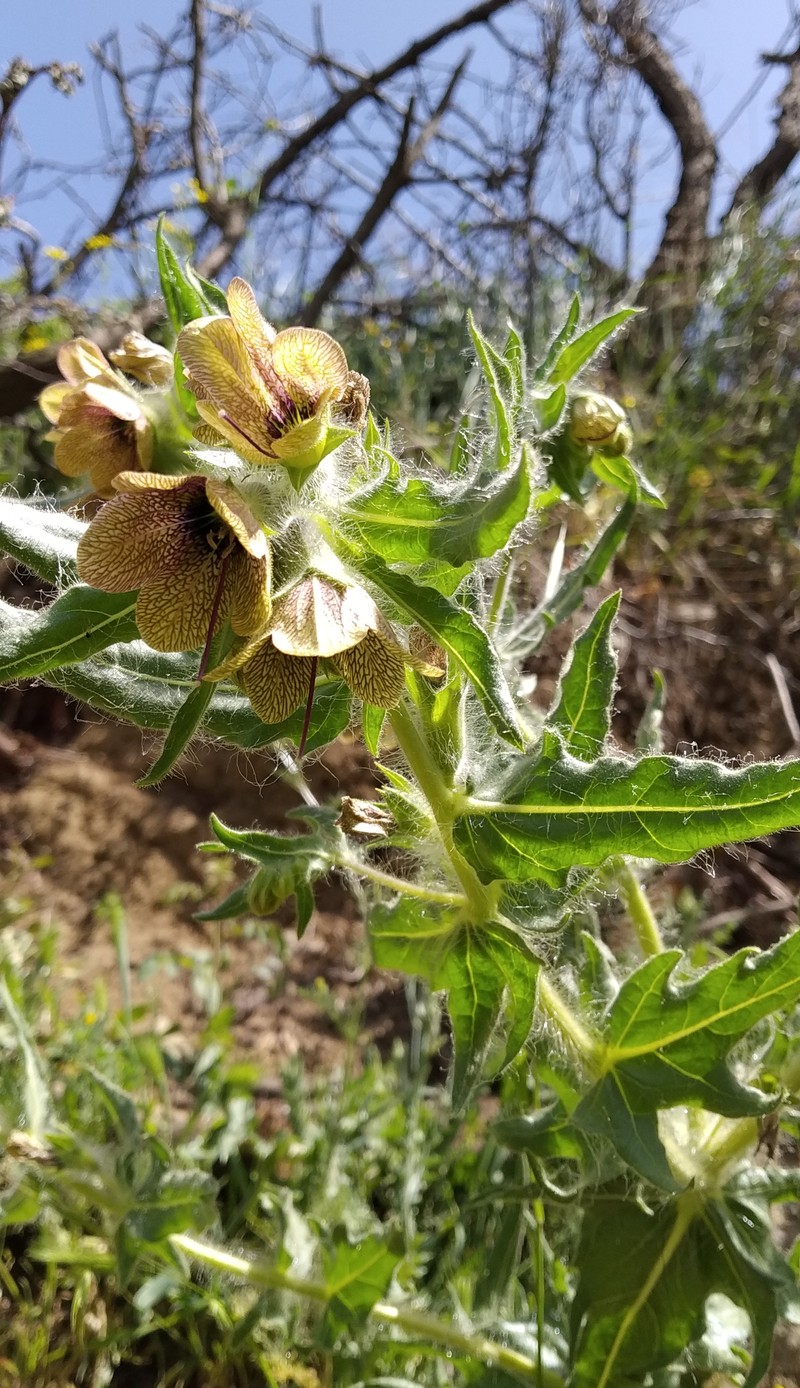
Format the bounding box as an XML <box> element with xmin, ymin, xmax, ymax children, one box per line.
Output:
<box><xmin>573</xmin><ymin>931</ymin><xmax>800</xmax><ymax>1187</ymax></box>
<box><xmin>342</xmin><ymin>444</ymin><xmax>533</xmax><ymax>571</ymax></box>
<box><xmin>454</xmin><ymin>729</ymin><xmax>800</xmax><ymax>884</ymax></box>
<box><xmin>322</xmin><ymin>1232</ymin><xmax>399</xmax><ymax>1336</ymax></box>
<box><xmin>370</xmin><ymin>899</ymin><xmax>539</xmax><ymax>1105</ymax></box>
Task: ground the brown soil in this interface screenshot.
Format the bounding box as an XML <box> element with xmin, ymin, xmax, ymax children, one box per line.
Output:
<box><xmin>0</xmin><ymin>719</ymin><xmax>408</xmax><ymax>1075</ymax></box>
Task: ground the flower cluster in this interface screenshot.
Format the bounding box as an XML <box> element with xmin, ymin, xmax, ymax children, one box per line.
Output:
<box><xmin>40</xmin><ymin>336</ymin><xmax>172</xmax><ymax>495</ymax></box>
<box><xmin>50</xmin><ymin>276</ymin><xmax>430</xmax><ymax>745</ymax></box>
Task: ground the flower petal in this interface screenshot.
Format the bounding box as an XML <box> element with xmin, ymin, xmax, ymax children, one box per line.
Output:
<box><xmin>110</xmin><ymin>331</ymin><xmax>174</xmax><ymax>387</ymax></box>
<box><xmin>272</xmin><ymin>576</ymin><xmax>366</xmax><ymax>658</ymax></box>
<box><xmin>135</xmin><ymin>549</ymin><xmax>221</xmax><ymax>652</ymax></box>
<box><xmin>334</xmin><ymin>629</ymin><xmax>405</xmax><ymax>707</ymax></box>
<box><xmin>39</xmin><ymin>382</ymin><xmax>73</xmax><ymax>424</ymax></box>
<box><xmin>193</xmin><ymin>421</ymin><xmax>230</xmax><ymax>450</ymax></box>
<box><xmin>81</xmin><ymin>380</ymin><xmax>143</xmax><ymax>422</ymax></box>
<box><xmin>272</xmin><ymin>327</ymin><xmax>348</xmax><ymax>407</ymax></box>
<box><xmin>56</xmin><ymin>337</ymin><xmax>114</xmax><ymax>385</ymax></box>
<box><xmin>241</xmin><ymin>638</ymin><xmax>315</xmax><ymax>724</ymax></box>
<box><xmin>178</xmin><ymin>317</ymin><xmax>277</xmax><ymax>457</ymax></box>
<box><xmin>227</xmin><ymin>547</ymin><xmax>272</xmax><ymax>637</ymax></box>
<box><xmin>53</xmin><ymin>418</ymin><xmax>135</xmax><ymax>483</ymax></box>
<box><xmin>206</xmin><ymin>479</ymin><xmax>268</xmax><ymax>558</ymax></box>
<box><xmin>193</xmin><ymin>401</ymin><xmax>274</xmax><ymax>465</ymax></box>
<box><xmin>111</xmin><ymin>470</ymin><xmax>192</xmax><ymax>493</ymax></box>
<box><xmin>227</xmin><ymin>277</ymin><xmax>277</xmax><ymax>361</ymax></box>
<box><xmin>77</xmin><ymin>486</ymin><xmax>197</xmax><ymax>590</ymax></box>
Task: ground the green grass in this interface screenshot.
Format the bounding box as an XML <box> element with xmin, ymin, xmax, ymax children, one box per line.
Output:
<box><xmin>0</xmin><ymin>915</ymin><xmax>568</xmax><ymax>1387</ymax></box>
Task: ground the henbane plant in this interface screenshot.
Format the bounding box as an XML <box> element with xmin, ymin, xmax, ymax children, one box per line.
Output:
<box><xmin>1</xmin><ymin>223</ymin><xmax>799</xmax><ymax>1385</ymax></box>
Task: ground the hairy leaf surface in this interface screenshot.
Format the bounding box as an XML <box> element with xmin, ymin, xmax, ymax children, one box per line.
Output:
<box><xmin>454</xmin><ymin>729</ymin><xmax>800</xmax><ymax>883</ymax></box>
<box><xmin>549</xmin><ymin>591</ymin><xmax>619</xmax><ymax>759</ymax></box>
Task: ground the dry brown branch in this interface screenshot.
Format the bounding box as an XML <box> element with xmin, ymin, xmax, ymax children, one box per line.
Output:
<box><xmin>301</xmin><ymin>60</ymin><xmax>468</xmax><ymax>325</ymax></box>
<box><xmin>728</xmin><ymin>40</ymin><xmax>800</xmax><ymax>213</ymax></box>
<box><xmin>580</xmin><ymin>0</ymin><xmax>717</xmax><ymax>325</ymax></box>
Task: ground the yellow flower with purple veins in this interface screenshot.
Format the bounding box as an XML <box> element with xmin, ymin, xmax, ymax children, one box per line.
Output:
<box><xmin>215</xmin><ymin>574</ymin><xmax>442</xmax><ymax>751</ymax></box>
<box><xmin>177</xmin><ymin>277</ymin><xmax>363</xmax><ymax>469</ymax></box>
<box><xmin>40</xmin><ymin>337</ymin><xmax>155</xmax><ymax>495</ymax></box>
<box><xmin>77</xmin><ymin>471</ymin><xmax>271</xmax><ymax>675</ymax></box>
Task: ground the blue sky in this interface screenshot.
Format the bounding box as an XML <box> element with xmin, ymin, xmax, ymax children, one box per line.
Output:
<box><xmin>2</xmin><ymin>0</ymin><xmax>796</xmax><ymax>292</ymax></box>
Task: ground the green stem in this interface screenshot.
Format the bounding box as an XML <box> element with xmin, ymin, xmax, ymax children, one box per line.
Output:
<box><xmin>488</xmin><ymin>550</ymin><xmax>515</xmax><ymax>629</ymax></box>
<box><xmin>389</xmin><ymin>699</ymin><xmax>498</xmax><ymax>920</ymax></box>
<box><xmin>537</xmin><ymin>971</ymin><xmax>604</xmax><ymax>1072</ymax></box>
<box><xmin>172</xmin><ymin>1234</ymin><xmax>563</xmax><ymax>1386</ymax></box>
<box><xmin>335</xmin><ymin>853</ymin><xmax>466</xmax><ymax>907</ymax></box>
<box><xmin>616</xmin><ymin>861</ymin><xmax>664</xmax><ymax>957</ymax></box>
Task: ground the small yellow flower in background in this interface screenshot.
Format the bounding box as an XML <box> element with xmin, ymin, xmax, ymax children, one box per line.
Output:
<box><xmin>568</xmin><ymin>392</ymin><xmax>633</xmax><ymax>457</ymax></box>
<box><xmin>177</xmin><ymin>277</ymin><xmax>365</xmax><ymax>469</ymax></box>
<box><xmin>187</xmin><ymin>177</ymin><xmax>209</xmax><ymax>204</ymax></box>
<box><xmin>43</xmin><ymin>245</ymin><xmax>69</xmax><ymax>261</ymax></box>
<box><xmin>110</xmin><ymin>331</ymin><xmax>174</xmax><ymax>388</ymax></box>
<box><xmin>219</xmin><ymin>574</ymin><xmax>442</xmax><ymax>730</ymax></box>
<box><xmin>40</xmin><ymin>337</ymin><xmax>154</xmax><ymax>495</ymax></box>
<box><xmin>84</xmin><ymin>233</ymin><xmax>115</xmax><ymax>251</ymax></box>
<box><xmin>76</xmin><ymin>472</ymin><xmax>271</xmax><ymax>666</ymax></box>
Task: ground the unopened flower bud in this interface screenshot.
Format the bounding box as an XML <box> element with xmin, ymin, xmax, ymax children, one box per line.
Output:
<box><xmin>336</xmin><ymin>796</ymin><xmax>395</xmax><ymax>841</ymax></box>
<box><xmin>110</xmin><ymin>331</ymin><xmax>175</xmax><ymax>388</ymax></box>
<box><xmin>246</xmin><ymin>866</ymin><xmax>297</xmax><ymax>917</ymax></box>
<box><xmin>568</xmin><ymin>393</ymin><xmax>632</xmax><ymax>457</ymax></box>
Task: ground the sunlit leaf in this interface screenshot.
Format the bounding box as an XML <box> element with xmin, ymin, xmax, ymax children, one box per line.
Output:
<box><xmin>454</xmin><ymin>729</ymin><xmax>800</xmax><ymax>884</ymax></box>
<box><xmin>467</xmin><ymin>311</ymin><xmax>514</xmax><ymax>471</ymax></box>
<box><xmin>371</xmin><ymin>899</ymin><xmax>539</xmax><ymax>1105</ymax></box>
<box><xmin>156</xmin><ymin>216</ymin><xmax>219</xmax><ymax>331</ymax></box>
<box><xmin>512</xmin><ymin>494</ymin><xmax>635</xmax><ymax>657</ymax></box>
<box><xmin>0</xmin><ymin>494</ymin><xmax>82</xmax><ymax>584</ymax></box>
<box><xmin>574</xmin><ymin>932</ymin><xmax>800</xmax><ymax>1186</ymax></box>
<box><xmin>342</xmin><ymin>444</ymin><xmax>533</xmax><ymax>570</ymax></box>
<box><xmin>322</xmin><ymin>1232</ymin><xmax>399</xmax><ymax>1337</ymax></box>
<box><xmin>546</xmin><ymin>308</ymin><xmax>640</xmax><ymax>386</ymax></box>
<box><xmin>549</xmin><ymin>591</ymin><xmax>620</xmax><ymax>759</ymax></box>
<box><xmin>533</xmin><ymin>294</ymin><xmax>581</xmax><ymax>385</ymax></box>
<box><xmin>0</xmin><ymin>586</ymin><xmax>138</xmax><ymax>681</ymax></box>
<box><xmin>136</xmin><ymin>679</ymin><xmax>216</xmax><ymax>787</ymax></box>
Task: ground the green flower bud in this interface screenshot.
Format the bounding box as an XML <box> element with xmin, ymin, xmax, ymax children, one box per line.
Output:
<box><xmin>246</xmin><ymin>866</ymin><xmax>297</xmax><ymax>917</ymax></box>
<box><xmin>568</xmin><ymin>392</ymin><xmax>633</xmax><ymax>457</ymax></box>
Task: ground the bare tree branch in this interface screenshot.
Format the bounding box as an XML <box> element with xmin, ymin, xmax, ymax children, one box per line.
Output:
<box><xmin>728</xmin><ymin>38</ymin><xmax>800</xmax><ymax>214</ymax></box>
<box><xmin>197</xmin><ymin>0</ymin><xmax>519</xmax><ymax>275</ymax></box>
<box><xmin>302</xmin><ymin>59</ymin><xmax>468</xmax><ymax>325</ymax></box>
<box><xmin>580</xmin><ymin>0</ymin><xmax>718</xmax><ymax>323</ymax></box>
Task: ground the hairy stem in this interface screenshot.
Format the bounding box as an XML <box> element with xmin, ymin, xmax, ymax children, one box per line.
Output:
<box><xmin>389</xmin><ymin>698</ymin><xmax>498</xmax><ymax>920</ymax></box>
<box><xmin>335</xmin><ymin>852</ymin><xmax>466</xmax><ymax>906</ymax></box>
<box><xmin>616</xmin><ymin>861</ymin><xmax>664</xmax><ymax>956</ymax></box>
<box><xmin>537</xmin><ymin>971</ymin><xmax>604</xmax><ymax>1071</ymax></box>
<box><xmin>173</xmin><ymin>1234</ymin><xmax>563</xmax><ymax>1386</ymax></box>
